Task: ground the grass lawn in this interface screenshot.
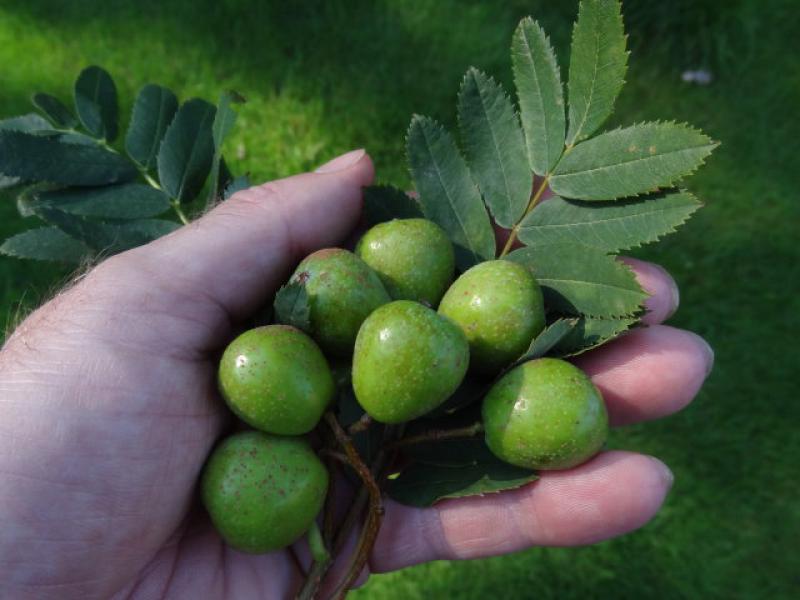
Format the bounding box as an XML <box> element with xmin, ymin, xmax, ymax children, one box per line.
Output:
<box><xmin>1</xmin><ymin>1</ymin><xmax>798</xmax><ymax>597</ymax></box>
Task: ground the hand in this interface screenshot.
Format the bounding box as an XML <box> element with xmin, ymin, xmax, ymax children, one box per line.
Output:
<box><xmin>0</xmin><ymin>149</ymin><xmax>713</xmax><ymax>599</ymax></box>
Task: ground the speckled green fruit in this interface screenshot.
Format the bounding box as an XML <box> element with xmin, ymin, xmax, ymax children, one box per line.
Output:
<box><xmin>201</xmin><ymin>431</ymin><xmax>328</xmax><ymax>553</ymax></box>
<box><xmin>482</xmin><ymin>358</ymin><xmax>608</xmax><ymax>470</ymax></box>
<box><xmin>352</xmin><ymin>300</ymin><xmax>469</xmax><ymax>423</ymax></box>
<box><xmin>218</xmin><ymin>325</ymin><xmax>334</xmax><ymax>435</ymax></box>
<box><xmin>355</xmin><ymin>218</ymin><xmax>455</xmax><ymax>306</ymax></box>
<box><xmin>438</xmin><ymin>260</ymin><xmax>545</xmax><ymax>374</ymax></box>
<box><xmin>290</xmin><ymin>248</ymin><xmax>390</xmax><ymax>356</ymax></box>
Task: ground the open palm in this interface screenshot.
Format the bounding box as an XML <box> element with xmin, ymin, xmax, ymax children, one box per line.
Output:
<box><xmin>0</xmin><ymin>150</ymin><xmax>712</xmax><ymax>599</ymax></box>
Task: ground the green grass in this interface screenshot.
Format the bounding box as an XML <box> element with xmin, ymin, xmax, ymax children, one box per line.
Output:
<box><xmin>1</xmin><ymin>0</ymin><xmax>798</xmax><ymax>597</ymax></box>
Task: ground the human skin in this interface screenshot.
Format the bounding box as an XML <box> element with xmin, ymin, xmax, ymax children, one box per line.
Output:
<box><xmin>0</xmin><ymin>149</ymin><xmax>713</xmax><ymax>599</ymax></box>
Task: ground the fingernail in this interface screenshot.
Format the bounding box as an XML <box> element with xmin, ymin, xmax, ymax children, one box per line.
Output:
<box><xmin>695</xmin><ymin>333</ymin><xmax>715</xmax><ymax>376</ymax></box>
<box><xmin>655</xmin><ymin>263</ymin><xmax>681</xmax><ymax>320</ymax></box>
<box><xmin>648</xmin><ymin>456</ymin><xmax>674</xmax><ymax>490</ymax></box>
<box><xmin>314</xmin><ymin>148</ymin><xmax>365</xmax><ymax>173</ymax></box>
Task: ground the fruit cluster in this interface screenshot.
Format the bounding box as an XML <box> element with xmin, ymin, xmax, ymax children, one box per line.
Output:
<box><xmin>201</xmin><ymin>217</ymin><xmax>608</xmax><ymax>554</ymax></box>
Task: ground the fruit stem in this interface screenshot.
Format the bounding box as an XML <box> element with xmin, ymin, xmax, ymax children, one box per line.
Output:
<box><xmin>499</xmin><ymin>174</ymin><xmax>551</xmax><ymax>258</ymax></box>
<box><xmin>323</xmin><ymin>412</ymin><xmax>385</xmax><ymax>600</ymax></box>
<box><xmin>389</xmin><ymin>422</ymin><xmax>484</xmax><ymax>450</ymax></box>
<box><xmin>307</xmin><ymin>521</ymin><xmax>330</xmax><ymax>565</ymax></box>
<box><xmin>347</xmin><ymin>413</ymin><xmax>373</xmax><ymax>435</ymax></box>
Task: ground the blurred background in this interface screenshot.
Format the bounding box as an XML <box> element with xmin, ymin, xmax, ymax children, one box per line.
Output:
<box><xmin>1</xmin><ymin>0</ymin><xmax>797</xmax><ymax>597</ymax></box>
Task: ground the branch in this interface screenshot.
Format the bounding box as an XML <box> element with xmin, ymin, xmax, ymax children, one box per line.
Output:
<box><xmin>389</xmin><ymin>422</ymin><xmax>484</xmax><ymax>450</ymax></box>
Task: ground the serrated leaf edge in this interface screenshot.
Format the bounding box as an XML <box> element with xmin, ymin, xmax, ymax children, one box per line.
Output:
<box><xmin>522</xmin><ymin>190</ymin><xmax>703</xmax><ymax>251</ymax></box>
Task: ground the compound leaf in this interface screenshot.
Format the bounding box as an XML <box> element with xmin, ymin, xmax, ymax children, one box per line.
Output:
<box><xmin>32</xmin><ymin>93</ymin><xmax>78</xmax><ymax>129</ymax></box>
<box><xmin>0</xmin><ymin>130</ymin><xmax>137</xmax><ymax>186</ymax></box>
<box><xmin>207</xmin><ymin>90</ymin><xmax>245</xmax><ymax>205</ymax></box>
<box><xmin>566</xmin><ymin>0</ymin><xmax>628</xmax><ymax>146</ymax></box>
<box><xmin>512</xmin><ymin>17</ymin><xmax>565</xmax><ymax>175</ymax></box>
<box><xmin>0</xmin><ymin>113</ymin><xmax>52</xmax><ymax>132</ymax></box>
<box><xmin>125</xmin><ymin>84</ymin><xmax>179</xmax><ymax>170</ymax></box>
<box><xmin>507</xmin><ymin>243</ymin><xmax>646</xmax><ymax>317</ymax></box>
<box><xmin>458</xmin><ymin>68</ymin><xmax>531</xmax><ymax>228</ymax></box>
<box><xmin>519</xmin><ymin>190</ymin><xmax>701</xmax><ymax>251</ymax></box>
<box><xmin>407</xmin><ymin>115</ymin><xmax>495</xmax><ymax>270</ymax></box>
<box><xmin>157</xmin><ymin>98</ymin><xmax>216</xmax><ymax>202</ymax></box>
<box><xmin>35</xmin><ymin>207</ymin><xmax>178</xmax><ymax>254</ymax></box>
<box><xmin>0</xmin><ymin>226</ymin><xmax>89</xmax><ymax>263</ymax></box>
<box><xmin>550</xmin><ymin>122</ymin><xmax>717</xmax><ymax>200</ymax></box>
<box><xmin>273</xmin><ymin>281</ymin><xmax>312</xmax><ymax>331</ymax></box>
<box><xmin>74</xmin><ymin>66</ymin><xmax>119</xmax><ymax>141</ymax></box>
<box><xmin>26</xmin><ymin>184</ymin><xmax>171</xmax><ymax>220</ymax></box>
<box><xmin>362</xmin><ymin>184</ymin><xmax>423</xmax><ymax>225</ymax></box>
<box><xmin>516</xmin><ymin>318</ymin><xmax>578</xmax><ymax>363</ymax></box>
<box><xmin>387</xmin><ymin>438</ymin><xmax>538</xmax><ymax>507</ymax></box>
<box><xmin>552</xmin><ymin>316</ymin><xmax>637</xmax><ymax>356</ymax></box>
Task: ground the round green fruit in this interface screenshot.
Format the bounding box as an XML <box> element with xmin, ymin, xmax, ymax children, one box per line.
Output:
<box><xmin>352</xmin><ymin>300</ymin><xmax>469</xmax><ymax>423</ymax></box>
<box><xmin>201</xmin><ymin>431</ymin><xmax>328</xmax><ymax>553</ymax></box>
<box><xmin>218</xmin><ymin>325</ymin><xmax>334</xmax><ymax>435</ymax></box>
<box><xmin>289</xmin><ymin>248</ymin><xmax>390</xmax><ymax>356</ymax></box>
<box><xmin>438</xmin><ymin>259</ymin><xmax>545</xmax><ymax>374</ymax></box>
<box><xmin>482</xmin><ymin>358</ymin><xmax>608</xmax><ymax>470</ymax></box>
<box><xmin>355</xmin><ymin>218</ymin><xmax>455</xmax><ymax>307</ymax></box>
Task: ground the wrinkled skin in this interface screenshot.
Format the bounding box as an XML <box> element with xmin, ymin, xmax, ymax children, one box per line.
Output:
<box><xmin>483</xmin><ymin>358</ymin><xmax>608</xmax><ymax>470</ymax></box>
<box><xmin>0</xmin><ymin>150</ymin><xmax>712</xmax><ymax>599</ymax></box>
<box><xmin>353</xmin><ymin>300</ymin><xmax>469</xmax><ymax>423</ymax></box>
<box><xmin>218</xmin><ymin>325</ymin><xmax>334</xmax><ymax>435</ymax></box>
<box><xmin>289</xmin><ymin>248</ymin><xmax>389</xmax><ymax>356</ymax></box>
<box><xmin>439</xmin><ymin>260</ymin><xmax>546</xmax><ymax>374</ymax></box>
<box><xmin>355</xmin><ymin>218</ymin><xmax>455</xmax><ymax>307</ymax></box>
<box><xmin>202</xmin><ymin>431</ymin><xmax>328</xmax><ymax>553</ymax></box>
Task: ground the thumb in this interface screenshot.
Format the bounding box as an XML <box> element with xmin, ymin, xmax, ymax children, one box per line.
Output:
<box><xmin>115</xmin><ymin>149</ymin><xmax>373</xmax><ymax>322</ymax></box>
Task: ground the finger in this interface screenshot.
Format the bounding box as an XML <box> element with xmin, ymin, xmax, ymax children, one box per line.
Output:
<box><xmin>574</xmin><ymin>325</ymin><xmax>714</xmax><ymax>427</ymax></box>
<box><xmin>91</xmin><ymin>149</ymin><xmax>374</xmax><ymax>323</ymax></box>
<box><xmin>620</xmin><ymin>257</ymin><xmax>680</xmax><ymax>325</ymax></box>
<box><xmin>370</xmin><ymin>450</ymin><xmax>672</xmax><ymax>573</ymax></box>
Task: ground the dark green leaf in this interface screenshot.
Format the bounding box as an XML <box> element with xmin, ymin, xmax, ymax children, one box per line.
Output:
<box><xmin>0</xmin><ymin>175</ymin><xmax>21</xmax><ymax>190</ymax></box>
<box><xmin>0</xmin><ymin>130</ymin><xmax>137</xmax><ymax>186</ymax></box>
<box><xmin>27</xmin><ymin>184</ymin><xmax>171</xmax><ymax>219</ymax></box>
<box><xmin>406</xmin><ymin>115</ymin><xmax>495</xmax><ymax>271</ymax></box>
<box><xmin>516</xmin><ymin>318</ymin><xmax>578</xmax><ymax>362</ymax></box>
<box><xmin>551</xmin><ymin>123</ymin><xmax>717</xmax><ymax>200</ymax></box>
<box><xmin>125</xmin><ymin>84</ymin><xmax>179</xmax><ymax>170</ymax></box>
<box><xmin>0</xmin><ymin>113</ymin><xmax>52</xmax><ymax>132</ymax></box>
<box><xmin>223</xmin><ymin>174</ymin><xmax>251</xmax><ymax>199</ymax></box>
<box><xmin>362</xmin><ymin>185</ymin><xmax>423</xmax><ymax>225</ymax></box>
<box><xmin>387</xmin><ymin>438</ymin><xmax>538</xmax><ymax>507</ymax></box>
<box><xmin>157</xmin><ymin>98</ymin><xmax>216</xmax><ymax>202</ymax></box>
<box><xmin>424</xmin><ymin>373</ymin><xmax>491</xmax><ymax>419</ymax></box>
<box><xmin>566</xmin><ymin>0</ymin><xmax>628</xmax><ymax>145</ymax></box>
<box><xmin>519</xmin><ymin>191</ymin><xmax>702</xmax><ymax>251</ymax></box>
<box><xmin>506</xmin><ymin>244</ymin><xmax>646</xmax><ymax>317</ymax></box>
<box><xmin>207</xmin><ymin>91</ymin><xmax>244</xmax><ymax>206</ymax></box>
<box><xmin>552</xmin><ymin>316</ymin><xmax>637</xmax><ymax>356</ymax></box>
<box><xmin>0</xmin><ymin>226</ymin><xmax>90</xmax><ymax>263</ymax></box>
<box><xmin>74</xmin><ymin>66</ymin><xmax>119</xmax><ymax>141</ymax></box>
<box><xmin>36</xmin><ymin>207</ymin><xmax>179</xmax><ymax>254</ymax></box>
<box><xmin>273</xmin><ymin>281</ymin><xmax>312</xmax><ymax>331</ymax></box>
<box><xmin>457</xmin><ymin>68</ymin><xmax>531</xmax><ymax>228</ymax></box>
<box><xmin>32</xmin><ymin>93</ymin><xmax>78</xmax><ymax>129</ymax></box>
<box><xmin>512</xmin><ymin>17</ymin><xmax>566</xmax><ymax>175</ymax></box>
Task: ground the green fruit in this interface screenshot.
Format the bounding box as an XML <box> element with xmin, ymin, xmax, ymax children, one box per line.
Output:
<box><xmin>353</xmin><ymin>300</ymin><xmax>469</xmax><ymax>423</ymax></box>
<box><xmin>290</xmin><ymin>248</ymin><xmax>390</xmax><ymax>356</ymax></box>
<box><xmin>482</xmin><ymin>358</ymin><xmax>608</xmax><ymax>470</ymax></box>
<box><xmin>438</xmin><ymin>259</ymin><xmax>546</xmax><ymax>374</ymax></box>
<box><xmin>201</xmin><ymin>431</ymin><xmax>328</xmax><ymax>553</ymax></box>
<box><xmin>218</xmin><ymin>325</ymin><xmax>334</xmax><ymax>435</ymax></box>
<box><xmin>355</xmin><ymin>218</ymin><xmax>455</xmax><ymax>306</ymax></box>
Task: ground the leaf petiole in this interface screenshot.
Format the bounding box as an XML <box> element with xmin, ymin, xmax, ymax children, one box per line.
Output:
<box><xmin>499</xmin><ymin>173</ymin><xmax>551</xmax><ymax>257</ymax></box>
